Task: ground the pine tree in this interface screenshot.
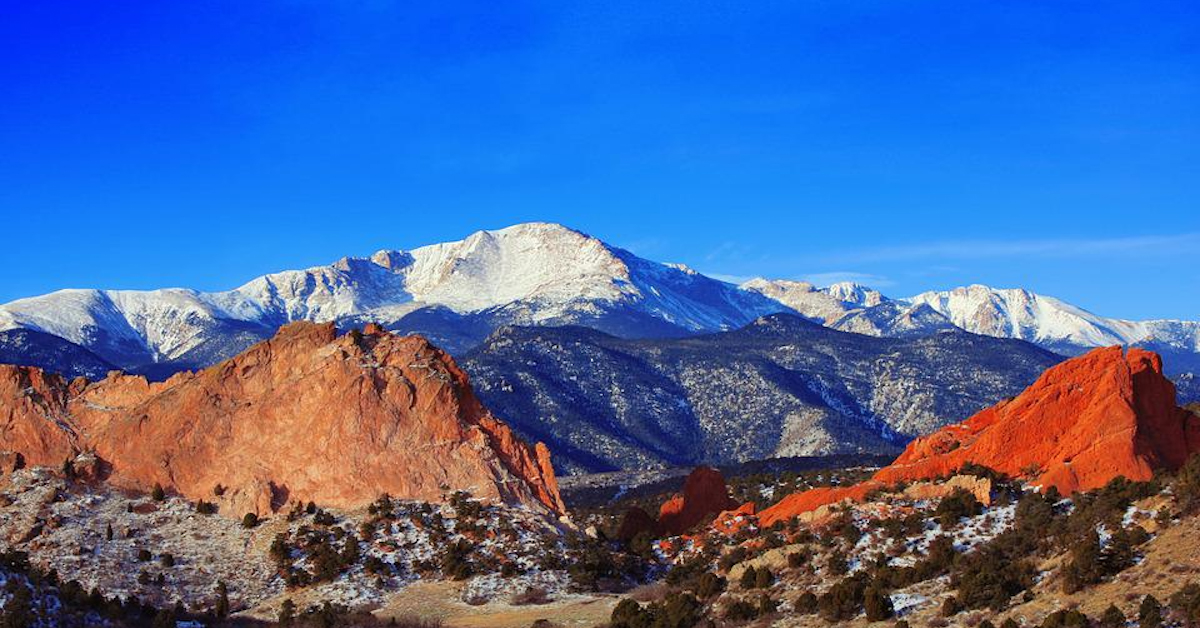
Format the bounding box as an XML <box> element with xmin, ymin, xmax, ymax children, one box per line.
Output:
<box><xmin>151</xmin><ymin>483</ymin><xmax>165</xmax><ymax>501</ymax></box>
<box><xmin>105</xmin><ymin>523</ymin><xmax>113</xmax><ymax>541</ymax></box>
<box><xmin>1139</xmin><ymin>595</ymin><xmax>1162</xmax><ymax>628</ymax></box>
<box><xmin>740</xmin><ymin>565</ymin><xmax>758</xmax><ymax>589</ymax></box>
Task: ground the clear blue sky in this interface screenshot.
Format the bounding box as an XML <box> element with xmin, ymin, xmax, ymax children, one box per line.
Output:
<box><xmin>2</xmin><ymin>2</ymin><xmax>1197</xmax><ymax>320</ymax></box>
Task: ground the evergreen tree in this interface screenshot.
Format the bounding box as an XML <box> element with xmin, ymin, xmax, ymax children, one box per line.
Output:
<box><xmin>1139</xmin><ymin>595</ymin><xmax>1162</xmax><ymax>628</ymax></box>
<box><xmin>151</xmin><ymin>483</ymin><xmax>165</xmax><ymax>501</ymax></box>
<box><xmin>740</xmin><ymin>565</ymin><xmax>758</xmax><ymax>589</ymax></box>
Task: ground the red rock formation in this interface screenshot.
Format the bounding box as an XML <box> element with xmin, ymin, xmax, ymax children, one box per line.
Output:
<box><xmin>616</xmin><ymin>507</ymin><xmax>662</xmax><ymax>542</ymax></box>
<box><xmin>0</xmin><ymin>322</ymin><xmax>566</xmax><ymax>518</ymax></box>
<box><xmin>657</xmin><ymin>466</ymin><xmax>739</xmax><ymax>535</ymax></box>
<box><xmin>760</xmin><ymin>347</ymin><xmax>1200</xmax><ymax>525</ymax></box>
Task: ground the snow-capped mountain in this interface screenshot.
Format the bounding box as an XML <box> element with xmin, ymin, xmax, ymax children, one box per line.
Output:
<box><xmin>739</xmin><ymin>279</ymin><xmax>886</xmax><ymax>324</ymax></box>
<box><xmin>0</xmin><ymin>222</ymin><xmax>788</xmax><ymax>372</ymax></box>
<box><xmin>905</xmin><ymin>285</ymin><xmax>1200</xmax><ymax>357</ymax></box>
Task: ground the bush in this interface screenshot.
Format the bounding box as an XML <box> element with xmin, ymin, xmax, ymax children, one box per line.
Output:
<box><xmin>1040</xmin><ymin>609</ymin><xmax>1089</xmax><ymax>628</ymax></box>
<box><xmin>935</xmin><ymin>488</ymin><xmax>983</xmax><ymax>528</ymax></box>
<box><xmin>278</xmin><ymin>599</ymin><xmax>296</xmax><ymax>627</ymax></box>
<box><xmin>739</xmin><ymin>566</ymin><xmax>757</xmax><ymax>589</ymax></box>
<box><xmin>753</xmin><ymin>567</ymin><xmax>773</xmax><ymax>589</ymax></box>
<box><xmin>1174</xmin><ymin>454</ymin><xmax>1200</xmax><ymax>514</ymax></box>
<box><xmin>1099</xmin><ymin>604</ymin><xmax>1125</xmax><ymax>628</ymax></box>
<box><xmin>827</xmin><ymin>549</ymin><xmax>849</xmax><ymax>576</ymax></box>
<box><xmin>864</xmin><ymin>586</ymin><xmax>894</xmax><ymax>621</ymax></box>
<box><xmin>136</xmin><ymin>549</ymin><xmax>152</xmax><ymax>562</ymax></box>
<box><xmin>818</xmin><ymin>573</ymin><xmax>870</xmax><ymax>622</ymax></box>
<box><xmin>795</xmin><ymin>591</ymin><xmax>818</xmax><ymax>614</ymax></box>
<box><xmin>151</xmin><ymin>483</ymin><xmax>165</xmax><ymax>502</ymax></box>
<box><xmin>694</xmin><ymin>572</ymin><xmax>725</xmax><ymax>599</ymax></box>
<box><xmin>1139</xmin><ymin>595</ymin><xmax>1163</xmax><ymax>628</ymax></box>
<box><xmin>723</xmin><ymin>599</ymin><xmax>756</xmax><ymax>621</ymax></box>
<box><xmin>241</xmin><ymin>512</ymin><xmax>259</xmax><ymax>528</ymax></box>
<box><xmin>1170</xmin><ymin>582</ymin><xmax>1200</xmax><ymax>627</ymax></box>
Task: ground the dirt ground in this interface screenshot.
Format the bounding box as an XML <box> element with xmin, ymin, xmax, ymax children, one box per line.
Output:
<box><xmin>375</xmin><ymin>580</ymin><xmax>618</xmax><ymax>628</ymax></box>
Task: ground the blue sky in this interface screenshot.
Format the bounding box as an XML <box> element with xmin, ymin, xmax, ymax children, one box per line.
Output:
<box><xmin>2</xmin><ymin>2</ymin><xmax>1197</xmax><ymax>320</ymax></box>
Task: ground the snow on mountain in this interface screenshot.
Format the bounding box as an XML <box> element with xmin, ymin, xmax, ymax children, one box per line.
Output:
<box><xmin>0</xmin><ymin>223</ymin><xmax>788</xmax><ymax>371</ymax></box>
<box><xmin>905</xmin><ymin>284</ymin><xmax>1200</xmax><ymax>355</ymax></box>
<box><xmin>831</xmin><ymin>302</ymin><xmax>957</xmax><ymax>338</ymax></box>
<box><xmin>739</xmin><ymin>279</ymin><xmax>885</xmax><ymax>324</ymax></box>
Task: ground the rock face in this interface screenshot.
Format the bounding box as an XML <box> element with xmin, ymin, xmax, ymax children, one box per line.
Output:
<box><xmin>657</xmin><ymin>467</ymin><xmax>740</xmax><ymax>535</ymax></box>
<box><xmin>0</xmin><ymin>322</ymin><xmax>566</xmax><ymax>518</ymax></box>
<box><xmin>759</xmin><ymin>347</ymin><xmax>1200</xmax><ymax>525</ymax></box>
<box><xmin>875</xmin><ymin>347</ymin><xmax>1200</xmax><ymax>494</ymax></box>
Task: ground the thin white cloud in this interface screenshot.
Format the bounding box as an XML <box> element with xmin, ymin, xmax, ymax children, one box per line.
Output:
<box><xmin>822</xmin><ymin>232</ymin><xmax>1200</xmax><ymax>265</ymax></box>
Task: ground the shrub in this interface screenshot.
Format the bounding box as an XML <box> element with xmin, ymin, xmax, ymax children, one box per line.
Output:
<box><xmin>827</xmin><ymin>549</ymin><xmax>849</xmax><ymax>576</ymax></box>
<box><xmin>1040</xmin><ymin>609</ymin><xmax>1089</xmax><ymax>628</ymax></box>
<box><xmin>214</xmin><ymin>581</ymin><xmax>229</xmax><ymax>619</ymax></box>
<box><xmin>723</xmin><ymin>599</ymin><xmax>757</xmax><ymax>622</ymax></box>
<box><xmin>1099</xmin><ymin>604</ymin><xmax>1125</xmax><ymax>628</ymax></box>
<box><xmin>241</xmin><ymin>512</ymin><xmax>259</xmax><ymax>528</ymax></box>
<box><xmin>151</xmin><ymin>483</ymin><xmax>165</xmax><ymax>502</ymax></box>
<box><xmin>935</xmin><ymin>488</ymin><xmax>983</xmax><ymax>528</ymax></box>
<box><xmin>864</xmin><ymin>586</ymin><xmax>894</xmax><ymax>621</ymax></box>
<box><xmin>795</xmin><ymin>591</ymin><xmax>818</xmax><ymax>614</ymax></box>
<box><xmin>753</xmin><ymin>567</ymin><xmax>773</xmax><ymax>589</ymax></box>
<box><xmin>1170</xmin><ymin>582</ymin><xmax>1200</xmax><ymax>627</ymax></box>
<box><xmin>278</xmin><ymin>599</ymin><xmax>296</xmax><ymax>627</ymax></box>
<box><xmin>818</xmin><ymin>573</ymin><xmax>870</xmax><ymax>622</ymax></box>
<box><xmin>695</xmin><ymin>572</ymin><xmax>725</xmax><ymax>599</ymax></box>
<box><xmin>739</xmin><ymin>566</ymin><xmax>757</xmax><ymax>589</ymax></box>
<box><xmin>1139</xmin><ymin>595</ymin><xmax>1163</xmax><ymax>628</ymax></box>
<box><xmin>136</xmin><ymin>549</ymin><xmax>152</xmax><ymax>562</ymax></box>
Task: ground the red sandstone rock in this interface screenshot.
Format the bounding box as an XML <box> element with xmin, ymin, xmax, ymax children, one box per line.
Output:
<box><xmin>875</xmin><ymin>347</ymin><xmax>1200</xmax><ymax>494</ymax></box>
<box><xmin>657</xmin><ymin>466</ymin><xmax>739</xmax><ymax>535</ymax></box>
<box><xmin>760</xmin><ymin>347</ymin><xmax>1200</xmax><ymax>525</ymax></box>
<box><xmin>712</xmin><ymin>501</ymin><xmax>758</xmax><ymax>535</ymax></box>
<box><xmin>0</xmin><ymin>322</ymin><xmax>566</xmax><ymax>518</ymax></box>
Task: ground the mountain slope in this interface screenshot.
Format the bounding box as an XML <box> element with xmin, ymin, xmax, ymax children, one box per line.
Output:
<box><xmin>0</xmin><ymin>328</ymin><xmax>115</xmax><ymax>380</ymax></box>
<box><xmin>0</xmin><ymin>223</ymin><xmax>787</xmax><ymax>374</ymax></box>
<box><xmin>462</xmin><ymin>314</ymin><xmax>1062</xmax><ymax>473</ymax></box>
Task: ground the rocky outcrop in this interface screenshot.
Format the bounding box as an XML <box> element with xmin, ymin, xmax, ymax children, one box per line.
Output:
<box><xmin>874</xmin><ymin>347</ymin><xmax>1200</xmax><ymax>494</ymax></box>
<box><xmin>0</xmin><ymin>323</ymin><xmax>566</xmax><ymax>518</ymax></box>
<box><xmin>657</xmin><ymin>467</ymin><xmax>739</xmax><ymax>535</ymax></box>
<box><xmin>760</xmin><ymin>347</ymin><xmax>1200</xmax><ymax>525</ymax></box>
